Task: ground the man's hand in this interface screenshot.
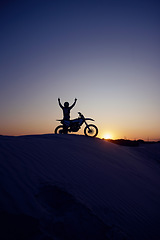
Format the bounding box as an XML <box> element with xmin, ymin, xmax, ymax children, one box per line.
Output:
<box><xmin>58</xmin><ymin>98</ymin><xmax>60</xmax><ymax>101</ymax></box>
<box><xmin>75</xmin><ymin>98</ymin><xmax>77</xmax><ymax>101</ymax></box>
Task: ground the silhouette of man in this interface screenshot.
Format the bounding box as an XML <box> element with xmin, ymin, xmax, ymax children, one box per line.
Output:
<box><xmin>58</xmin><ymin>98</ymin><xmax>77</xmax><ymax>133</ymax></box>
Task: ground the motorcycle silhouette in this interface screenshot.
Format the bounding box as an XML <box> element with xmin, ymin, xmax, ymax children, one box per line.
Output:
<box><xmin>55</xmin><ymin>112</ymin><xmax>98</xmax><ymax>137</ymax></box>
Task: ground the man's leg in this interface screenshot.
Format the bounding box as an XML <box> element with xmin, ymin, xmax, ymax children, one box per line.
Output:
<box><xmin>63</xmin><ymin>124</ymin><xmax>68</xmax><ymax>134</ymax></box>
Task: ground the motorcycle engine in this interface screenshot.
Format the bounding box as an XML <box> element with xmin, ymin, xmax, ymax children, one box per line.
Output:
<box><xmin>70</xmin><ymin>122</ymin><xmax>80</xmax><ymax>132</ymax></box>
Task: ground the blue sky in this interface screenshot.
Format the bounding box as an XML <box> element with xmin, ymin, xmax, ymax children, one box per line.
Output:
<box><xmin>0</xmin><ymin>0</ymin><xmax>160</xmax><ymax>139</ymax></box>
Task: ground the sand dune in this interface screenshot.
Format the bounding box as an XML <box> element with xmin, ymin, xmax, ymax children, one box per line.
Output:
<box><xmin>0</xmin><ymin>134</ymin><xmax>160</xmax><ymax>240</ymax></box>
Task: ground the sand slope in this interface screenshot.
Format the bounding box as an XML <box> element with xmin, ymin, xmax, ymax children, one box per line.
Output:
<box><xmin>0</xmin><ymin>134</ymin><xmax>160</xmax><ymax>240</ymax></box>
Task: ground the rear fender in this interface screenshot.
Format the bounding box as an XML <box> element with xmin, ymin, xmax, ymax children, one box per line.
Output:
<box><xmin>56</xmin><ymin>119</ymin><xmax>63</xmax><ymax>124</ymax></box>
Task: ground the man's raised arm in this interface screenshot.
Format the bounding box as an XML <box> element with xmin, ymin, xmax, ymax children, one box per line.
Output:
<box><xmin>70</xmin><ymin>98</ymin><xmax>77</xmax><ymax>109</ymax></box>
<box><xmin>58</xmin><ymin>98</ymin><xmax>63</xmax><ymax>108</ymax></box>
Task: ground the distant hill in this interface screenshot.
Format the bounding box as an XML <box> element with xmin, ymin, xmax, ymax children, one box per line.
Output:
<box><xmin>105</xmin><ymin>138</ymin><xmax>160</xmax><ymax>147</ymax></box>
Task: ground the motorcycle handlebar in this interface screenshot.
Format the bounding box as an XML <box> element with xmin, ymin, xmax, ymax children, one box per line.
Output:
<box><xmin>78</xmin><ymin>112</ymin><xmax>94</xmax><ymax>121</ymax></box>
<box><xmin>78</xmin><ymin>112</ymin><xmax>83</xmax><ymax>117</ymax></box>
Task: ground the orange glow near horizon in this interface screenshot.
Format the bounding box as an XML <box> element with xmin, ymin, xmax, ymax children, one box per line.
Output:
<box><xmin>103</xmin><ymin>133</ymin><xmax>112</xmax><ymax>139</ymax></box>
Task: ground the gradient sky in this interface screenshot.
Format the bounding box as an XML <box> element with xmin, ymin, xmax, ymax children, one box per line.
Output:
<box><xmin>1</xmin><ymin>0</ymin><xmax>160</xmax><ymax>140</ymax></box>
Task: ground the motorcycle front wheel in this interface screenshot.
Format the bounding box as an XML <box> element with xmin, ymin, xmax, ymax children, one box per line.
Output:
<box><xmin>84</xmin><ymin>124</ymin><xmax>98</xmax><ymax>137</ymax></box>
<box><xmin>55</xmin><ymin>125</ymin><xmax>64</xmax><ymax>134</ymax></box>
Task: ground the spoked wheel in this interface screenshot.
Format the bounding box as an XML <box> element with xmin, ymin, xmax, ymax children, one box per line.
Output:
<box><xmin>84</xmin><ymin>124</ymin><xmax>98</xmax><ymax>137</ymax></box>
<box><xmin>55</xmin><ymin>125</ymin><xmax>64</xmax><ymax>134</ymax></box>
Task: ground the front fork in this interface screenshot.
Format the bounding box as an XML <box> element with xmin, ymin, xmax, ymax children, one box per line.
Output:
<box><xmin>84</xmin><ymin>121</ymin><xmax>92</xmax><ymax>132</ymax></box>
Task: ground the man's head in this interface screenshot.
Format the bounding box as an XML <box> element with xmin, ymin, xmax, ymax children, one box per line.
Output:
<box><xmin>64</xmin><ymin>102</ymin><xmax>69</xmax><ymax>107</ymax></box>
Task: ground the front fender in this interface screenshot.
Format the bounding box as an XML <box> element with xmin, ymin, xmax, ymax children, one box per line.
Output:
<box><xmin>85</xmin><ymin>118</ymin><xmax>94</xmax><ymax>121</ymax></box>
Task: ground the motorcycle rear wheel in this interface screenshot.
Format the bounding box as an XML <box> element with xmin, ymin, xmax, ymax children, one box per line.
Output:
<box><xmin>84</xmin><ymin>124</ymin><xmax>98</xmax><ymax>137</ymax></box>
<box><xmin>55</xmin><ymin>125</ymin><xmax>64</xmax><ymax>134</ymax></box>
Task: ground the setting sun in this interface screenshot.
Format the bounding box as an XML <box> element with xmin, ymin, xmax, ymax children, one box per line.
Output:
<box><xmin>103</xmin><ymin>133</ymin><xmax>112</xmax><ymax>139</ymax></box>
